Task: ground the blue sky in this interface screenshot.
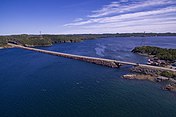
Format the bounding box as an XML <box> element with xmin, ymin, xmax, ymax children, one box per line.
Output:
<box><xmin>0</xmin><ymin>0</ymin><xmax>176</xmax><ymax>34</ymax></box>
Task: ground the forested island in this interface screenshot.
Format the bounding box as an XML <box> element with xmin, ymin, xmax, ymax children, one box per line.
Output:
<box><xmin>1</xmin><ymin>33</ymin><xmax>176</xmax><ymax>48</ymax></box>
<box><xmin>132</xmin><ymin>46</ymin><xmax>176</xmax><ymax>63</ymax></box>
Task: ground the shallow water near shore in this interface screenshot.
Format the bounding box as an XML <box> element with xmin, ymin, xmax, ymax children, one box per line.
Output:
<box><xmin>0</xmin><ymin>36</ymin><xmax>176</xmax><ymax>117</ymax></box>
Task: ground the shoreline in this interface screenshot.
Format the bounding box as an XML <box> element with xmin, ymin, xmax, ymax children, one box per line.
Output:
<box><xmin>122</xmin><ymin>74</ymin><xmax>157</xmax><ymax>81</ymax></box>
<box><xmin>122</xmin><ymin>65</ymin><xmax>176</xmax><ymax>92</ymax></box>
<box><xmin>122</xmin><ymin>74</ymin><xmax>176</xmax><ymax>91</ymax></box>
<box><xmin>1</xmin><ymin>35</ymin><xmax>176</xmax><ymax>50</ymax></box>
<box><xmin>0</xmin><ymin>42</ymin><xmax>69</xmax><ymax>49</ymax></box>
<box><xmin>0</xmin><ymin>45</ymin><xmax>13</xmax><ymax>49</ymax></box>
<box><xmin>2</xmin><ymin>38</ymin><xmax>176</xmax><ymax>92</ymax></box>
<box><xmin>0</xmin><ymin>39</ymin><xmax>84</xmax><ymax>49</ymax></box>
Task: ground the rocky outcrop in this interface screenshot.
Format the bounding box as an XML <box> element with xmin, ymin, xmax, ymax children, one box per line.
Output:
<box><xmin>24</xmin><ymin>44</ymin><xmax>52</xmax><ymax>47</ymax></box>
<box><xmin>122</xmin><ymin>74</ymin><xmax>156</xmax><ymax>81</ymax></box>
<box><xmin>163</xmin><ymin>83</ymin><xmax>176</xmax><ymax>91</ymax></box>
<box><xmin>131</xmin><ymin>66</ymin><xmax>173</xmax><ymax>75</ymax></box>
<box><xmin>122</xmin><ymin>73</ymin><xmax>176</xmax><ymax>92</ymax></box>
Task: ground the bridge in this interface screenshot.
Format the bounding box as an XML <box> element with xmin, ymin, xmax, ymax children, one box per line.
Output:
<box><xmin>8</xmin><ymin>43</ymin><xmax>176</xmax><ymax>72</ymax></box>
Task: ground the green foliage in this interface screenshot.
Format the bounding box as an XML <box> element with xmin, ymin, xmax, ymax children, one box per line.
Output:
<box><xmin>21</xmin><ymin>37</ymin><xmax>52</xmax><ymax>46</ymax></box>
<box><xmin>0</xmin><ymin>37</ymin><xmax>7</xmax><ymax>46</ymax></box>
<box><xmin>132</xmin><ymin>46</ymin><xmax>176</xmax><ymax>62</ymax></box>
<box><xmin>0</xmin><ymin>35</ymin><xmax>52</xmax><ymax>47</ymax></box>
<box><xmin>160</xmin><ymin>71</ymin><xmax>176</xmax><ymax>78</ymax></box>
<box><xmin>0</xmin><ymin>34</ymin><xmax>111</xmax><ymax>47</ymax></box>
<box><xmin>1</xmin><ymin>33</ymin><xmax>176</xmax><ymax>47</ymax></box>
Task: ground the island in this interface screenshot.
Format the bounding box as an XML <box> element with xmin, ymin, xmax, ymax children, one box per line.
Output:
<box><xmin>132</xmin><ymin>46</ymin><xmax>176</xmax><ymax>66</ymax></box>
<box><xmin>123</xmin><ymin>46</ymin><xmax>176</xmax><ymax>91</ymax></box>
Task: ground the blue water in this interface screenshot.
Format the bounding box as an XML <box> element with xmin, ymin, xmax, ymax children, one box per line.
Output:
<box><xmin>0</xmin><ymin>36</ymin><xmax>176</xmax><ymax>117</ymax></box>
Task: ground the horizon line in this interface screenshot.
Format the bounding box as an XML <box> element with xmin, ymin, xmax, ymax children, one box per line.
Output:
<box><xmin>1</xmin><ymin>32</ymin><xmax>176</xmax><ymax>36</ymax></box>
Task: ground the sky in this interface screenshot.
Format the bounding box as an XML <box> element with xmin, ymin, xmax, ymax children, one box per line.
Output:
<box><xmin>0</xmin><ymin>0</ymin><xmax>176</xmax><ymax>34</ymax></box>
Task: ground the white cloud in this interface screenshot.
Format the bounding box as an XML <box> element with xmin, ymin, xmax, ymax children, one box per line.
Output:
<box><xmin>73</xmin><ymin>18</ymin><xmax>84</xmax><ymax>22</ymax></box>
<box><xmin>89</xmin><ymin>0</ymin><xmax>175</xmax><ymax>18</ymax></box>
<box><xmin>120</xmin><ymin>0</ymin><xmax>128</xmax><ymax>3</ymax></box>
<box><xmin>63</xmin><ymin>0</ymin><xmax>176</xmax><ymax>33</ymax></box>
<box><xmin>64</xmin><ymin>7</ymin><xmax>176</xmax><ymax>26</ymax></box>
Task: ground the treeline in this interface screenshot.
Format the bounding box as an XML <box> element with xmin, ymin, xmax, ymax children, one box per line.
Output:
<box><xmin>0</xmin><ymin>34</ymin><xmax>112</xmax><ymax>47</ymax></box>
<box><xmin>132</xmin><ymin>46</ymin><xmax>176</xmax><ymax>62</ymax></box>
<box><xmin>114</xmin><ymin>32</ymin><xmax>176</xmax><ymax>37</ymax></box>
<box><xmin>0</xmin><ymin>36</ymin><xmax>7</xmax><ymax>46</ymax></box>
<box><xmin>0</xmin><ymin>33</ymin><xmax>176</xmax><ymax>47</ymax></box>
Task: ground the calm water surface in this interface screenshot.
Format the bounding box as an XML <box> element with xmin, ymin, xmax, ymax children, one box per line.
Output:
<box><xmin>0</xmin><ymin>37</ymin><xmax>176</xmax><ymax>117</ymax></box>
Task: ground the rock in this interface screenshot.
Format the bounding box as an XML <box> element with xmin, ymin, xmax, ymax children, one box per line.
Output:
<box><xmin>131</xmin><ymin>66</ymin><xmax>176</xmax><ymax>76</ymax></box>
<box><xmin>122</xmin><ymin>74</ymin><xmax>156</xmax><ymax>81</ymax></box>
<box><xmin>155</xmin><ymin>76</ymin><xmax>169</xmax><ymax>82</ymax></box>
<box><xmin>163</xmin><ymin>84</ymin><xmax>176</xmax><ymax>91</ymax></box>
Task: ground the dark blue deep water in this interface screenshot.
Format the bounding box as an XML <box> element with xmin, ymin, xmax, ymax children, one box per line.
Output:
<box><xmin>0</xmin><ymin>37</ymin><xmax>176</xmax><ymax>117</ymax></box>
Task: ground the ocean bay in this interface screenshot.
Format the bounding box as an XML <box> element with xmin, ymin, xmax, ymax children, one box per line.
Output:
<box><xmin>0</xmin><ymin>37</ymin><xmax>176</xmax><ymax>117</ymax></box>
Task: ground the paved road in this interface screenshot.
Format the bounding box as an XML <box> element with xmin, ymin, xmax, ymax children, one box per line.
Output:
<box><xmin>8</xmin><ymin>43</ymin><xmax>176</xmax><ymax>72</ymax></box>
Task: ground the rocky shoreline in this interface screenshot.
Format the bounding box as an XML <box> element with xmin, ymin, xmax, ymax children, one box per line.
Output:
<box><xmin>0</xmin><ymin>45</ymin><xmax>13</xmax><ymax>49</ymax></box>
<box><xmin>123</xmin><ymin>74</ymin><xmax>157</xmax><ymax>81</ymax></box>
<box><xmin>163</xmin><ymin>83</ymin><xmax>176</xmax><ymax>91</ymax></box>
<box><xmin>0</xmin><ymin>39</ymin><xmax>83</xmax><ymax>49</ymax></box>
<box><xmin>122</xmin><ymin>73</ymin><xmax>176</xmax><ymax>91</ymax></box>
<box><xmin>122</xmin><ymin>65</ymin><xmax>176</xmax><ymax>92</ymax></box>
<box><xmin>129</xmin><ymin>46</ymin><xmax>176</xmax><ymax>92</ymax></box>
